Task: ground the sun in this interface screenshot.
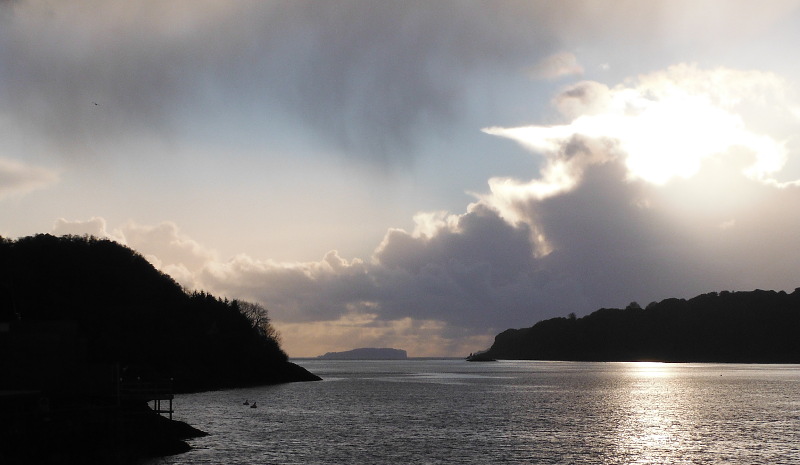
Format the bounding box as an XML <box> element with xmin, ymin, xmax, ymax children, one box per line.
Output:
<box><xmin>484</xmin><ymin>64</ymin><xmax>791</xmax><ymax>190</ymax></box>
<box><xmin>614</xmin><ymin>94</ymin><xmax>743</xmax><ymax>184</ymax></box>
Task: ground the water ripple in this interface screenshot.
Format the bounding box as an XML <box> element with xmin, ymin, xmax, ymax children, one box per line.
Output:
<box><xmin>151</xmin><ymin>361</ymin><xmax>800</xmax><ymax>465</ymax></box>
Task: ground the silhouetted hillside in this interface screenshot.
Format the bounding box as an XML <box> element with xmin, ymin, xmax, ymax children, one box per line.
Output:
<box><xmin>476</xmin><ymin>289</ymin><xmax>800</xmax><ymax>363</ymax></box>
<box><xmin>0</xmin><ymin>234</ymin><xmax>319</xmax><ymax>393</ymax></box>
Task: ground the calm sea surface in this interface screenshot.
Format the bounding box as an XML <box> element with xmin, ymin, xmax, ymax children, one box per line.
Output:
<box><xmin>150</xmin><ymin>360</ymin><xmax>800</xmax><ymax>464</ymax></box>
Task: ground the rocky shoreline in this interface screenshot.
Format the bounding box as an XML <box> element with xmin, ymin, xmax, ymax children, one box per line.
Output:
<box><xmin>1</xmin><ymin>361</ymin><xmax>321</xmax><ymax>464</ymax></box>
<box><xmin>1</xmin><ymin>396</ymin><xmax>206</xmax><ymax>464</ymax></box>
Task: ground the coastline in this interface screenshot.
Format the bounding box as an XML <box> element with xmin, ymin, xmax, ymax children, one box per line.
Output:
<box><xmin>1</xmin><ymin>360</ymin><xmax>321</xmax><ymax>464</ymax></box>
<box><xmin>0</xmin><ymin>396</ymin><xmax>205</xmax><ymax>464</ymax></box>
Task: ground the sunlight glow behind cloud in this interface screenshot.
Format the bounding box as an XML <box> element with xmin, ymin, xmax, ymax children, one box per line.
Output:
<box><xmin>484</xmin><ymin>65</ymin><xmax>794</xmax><ymax>188</ymax></box>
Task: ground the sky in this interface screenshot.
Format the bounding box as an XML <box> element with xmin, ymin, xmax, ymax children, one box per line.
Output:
<box><xmin>4</xmin><ymin>1</ymin><xmax>800</xmax><ymax>357</ymax></box>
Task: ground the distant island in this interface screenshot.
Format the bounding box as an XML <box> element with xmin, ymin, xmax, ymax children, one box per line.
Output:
<box><xmin>472</xmin><ymin>288</ymin><xmax>800</xmax><ymax>363</ymax></box>
<box><xmin>317</xmin><ymin>347</ymin><xmax>408</xmax><ymax>360</ymax></box>
<box><xmin>0</xmin><ymin>234</ymin><xmax>320</xmax><ymax>463</ymax></box>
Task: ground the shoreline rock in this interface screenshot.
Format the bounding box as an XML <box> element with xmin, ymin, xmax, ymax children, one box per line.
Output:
<box><xmin>0</xmin><ymin>398</ymin><xmax>207</xmax><ymax>465</ymax></box>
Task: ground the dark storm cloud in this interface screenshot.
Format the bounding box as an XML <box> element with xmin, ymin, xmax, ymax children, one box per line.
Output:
<box><xmin>371</xmin><ymin>204</ymin><xmax>538</xmax><ymax>325</ymax></box>
<box><xmin>250</xmin><ymin>1</ymin><xmax>563</xmax><ymax>164</ymax></box>
<box><xmin>0</xmin><ymin>1</ymin><xmax>198</xmax><ymax>154</ymax></box>
<box><xmin>375</xmin><ymin>204</ymin><xmax>535</xmax><ymax>287</ymax></box>
<box><xmin>4</xmin><ymin>0</ymin><xmax>798</xmax><ymax>166</ymax></box>
<box><xmin>531</xmin><ymin>161</ymin><xmax>696</xmax><ymax>305</ymax></box>
<box><xmin>0</xmin><ymin>1</ymin><xmax>560</xmax><ymax>165</ymax></box>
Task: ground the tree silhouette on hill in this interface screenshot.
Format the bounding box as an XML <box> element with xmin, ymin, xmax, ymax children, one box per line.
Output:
<box><xmin>0</xmin><ymin>234</ymin><xmax>318</xmax><ymax>393</ymax></box>
<box><xmin>476</xmin><ymin>289</ymin><xmax>800</xmax><ymax>363</ymax></box>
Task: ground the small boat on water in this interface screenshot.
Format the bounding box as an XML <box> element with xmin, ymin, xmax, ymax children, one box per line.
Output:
<box><xmin>243</xmin><ymin>399</ymin><xmax>249</xmax><ymax>405</ymax></box>
<box><xmin>250</xmin><ymin>402</ymin><xmax>257</xmax><ymax>408</ymax></box>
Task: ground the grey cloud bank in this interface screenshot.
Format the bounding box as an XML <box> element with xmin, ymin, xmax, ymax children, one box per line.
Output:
<box><xmin>1</xmin><ymin>1</ymin><xmax>556</xmax><ymax>166</ymax></box>
<box><xmin>6</xmin><ymin>1</ymin><xmax>793</xmax><ymax>165</ymax></box>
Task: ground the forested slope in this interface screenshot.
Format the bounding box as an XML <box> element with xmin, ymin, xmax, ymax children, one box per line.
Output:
<box><xmin>477</xmin><ymin>289</ymin><xmax>800</xmax><ymax>363</ymax></box>
<box><xmin>0</xmin><ymin>234</ymin><xmax>319</xmax><ymax>392</ymax></box>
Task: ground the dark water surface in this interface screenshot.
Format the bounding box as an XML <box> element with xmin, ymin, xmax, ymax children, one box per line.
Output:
<box><xmin>151</xmin><ymin>360</ymin><xmax>800</xmax><ymax>464</ymax></box>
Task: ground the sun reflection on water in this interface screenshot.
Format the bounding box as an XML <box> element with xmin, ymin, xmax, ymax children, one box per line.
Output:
<box><xmin>607</xmin><ymin>362</ymin><xmax>700</xmax><ymax>464</ymax></box>
<box><xmin>625</xmin><ymin>361</ymin><xmax>674</xmax><ymax>378</ymax></box>
<box><xmin>164</xmin><ymin>362</ymin><xmax>800</xmax><ymax>465</ymax></box>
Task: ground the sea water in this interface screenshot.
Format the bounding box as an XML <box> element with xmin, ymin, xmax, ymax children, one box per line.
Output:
<box><xmin>150</xmin><ymin>360</ymin><xmax>800</xmax><ymax>464</ymax></box>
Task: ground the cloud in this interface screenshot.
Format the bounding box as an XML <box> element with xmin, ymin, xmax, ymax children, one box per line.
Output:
<box><xmin>200</xmin><ymin>250</ymin><xmax>374</xmax><ymax>323</ymax></box>
<box><xmin>480</xmin><ymin>63</ymin><xmax>796</xmax><ymax>225</ymax></box>
<box><xmin>0</xmin><ymin>157</ymin><xmax>58</xmax><ymax>199</ymax></box>
<box><xmin>188</xmin><ymin>200</ymin><xmax>604</xmax><ymax>354</ymax></box>
<box><xmin>197</xmin><ymin>203</ymin><xmax>542</xmax><ymax>327</ymax></box>
<box><xmin>478</xmin><ymin>64</ymin><xmax>800</xmax><ymax>302</ymax></box>
<box><xmin>484</xmin><ymin>65</ymin><xmax>796</xmax><ymax>189</ymax></box>
<box><xmin>52</xmin><ymin>217</ymin><xmax>120</xmax><ymax>240</ymax></box>
<box><xmin>51</xmin><ymin>218</ymin><xmax>216</xmax><ymax>289</ymax></box>
<box><xmin>529</xmin><ymin>52</ymin><xmax>584</xmax><ymax>80</ymax></box>
<box><xmin>0</xmin><ymin>0</ymin><xmax>562</xmax><ymax>166</ymax></box>
<box><xmin>118</xmin><ymin>221</ymin><xmax>217</xmax><ymax>275</ymax></box>
<box><xmin>14</xmin><ymin>1</ymin><xmax>795</xmax><ymax>167</ymax></box>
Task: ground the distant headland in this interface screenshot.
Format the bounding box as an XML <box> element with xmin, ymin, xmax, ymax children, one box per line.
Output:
<box><xmin>471</xmin><ymin>288</ymin><xmax>800</xmax><ymax>363</ymax></box>
<box><xmin>317</xmin><ymin>347</ymin><xmax>408</xmax><ymax>360</ymax></box>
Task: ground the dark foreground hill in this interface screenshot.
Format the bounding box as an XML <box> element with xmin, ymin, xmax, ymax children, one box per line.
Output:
<box><xmin>474</xmin><ymin>288</ymin><xmax>800</xmax><ymax>363</ymax></box>
<box><xmin>0</xmin><ymin>234</ymin><xmax>319</xmax><ymax>390</ymax></box>
<box><xmin>0</xmin><ymin>234</ymin><xmax>319</xmax><ymax>463</ymax></box>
